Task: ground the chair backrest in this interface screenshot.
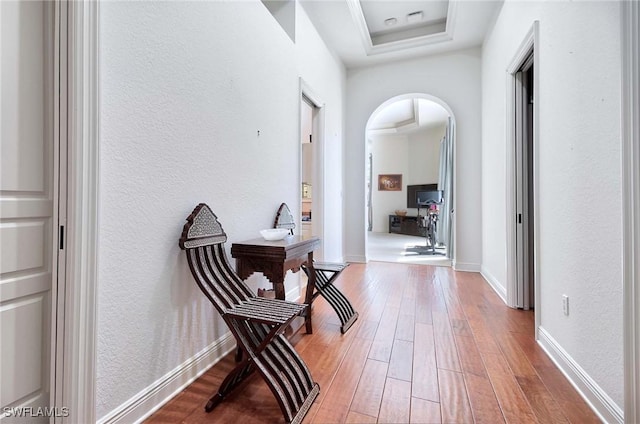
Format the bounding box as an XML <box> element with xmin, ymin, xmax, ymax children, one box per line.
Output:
<box><xmin>274</xmin><ymin>202</ymin><xmax>296</xmax><ymax>235</ymax></box>
<box><xmin>179</xmin><ymin>203</ymin><xmax>254</xmax><ymax>314</ymax></box>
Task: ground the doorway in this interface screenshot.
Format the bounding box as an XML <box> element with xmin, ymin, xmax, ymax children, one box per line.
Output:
<box><xmin>514</xmin><ymin>52</ymin><xmax>535</xmax><ymax>310</ymax></box>
<box><xmin>299</xmin><ymin>82</ymin><xmax>325</xmax><ymax>260</ymax></box>
<box><xmin>506</xmin><ymin>23</ymin><xmax>539</xmax><ymax>314</ymax></box>
<box><xmin>300</xmin><ymin>95</ymin><xmax>315</xmax><ymax>240</ymax></box>
<box><xmin>365</xmin><ymin>94</ymin><xmax>455</xmax><ymax>266</ymax></box>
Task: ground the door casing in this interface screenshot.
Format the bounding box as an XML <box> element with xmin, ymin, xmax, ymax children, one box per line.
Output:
<box><xmin>513</xmin><ymin>53</ymin><xmax>534</xmax><ymax>311</ymax></box>
<box><xmin>505</xmin><ymin>22</ymin><xmax>540</xmax><ymax>331</ymax></box>
<box><xmin>622</xmin><ymin>0</ymin><xmax>640</xmax><ymax>421</ymax></box>
<box><xmin>54</xmin><ymin>1</ymin><xmax>100</xmax><ymax>422</ymax></box>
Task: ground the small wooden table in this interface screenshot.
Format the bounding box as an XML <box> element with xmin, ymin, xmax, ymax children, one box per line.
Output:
<box><xmin>231</xmin><ymin>235</ymin><xmax>320</xmax><ymax>333</ymax></box>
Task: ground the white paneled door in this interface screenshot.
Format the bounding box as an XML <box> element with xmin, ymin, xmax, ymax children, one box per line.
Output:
<box><xmin>1</xmin><ymin>1</ymin><xmax>59</xmax><ymax>421</ymax></box>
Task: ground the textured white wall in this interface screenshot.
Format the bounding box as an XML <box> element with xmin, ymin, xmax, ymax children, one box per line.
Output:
<box><xmin>345</xmin><ymin>49</ymin><xmax>482</xmax><ymax>266</ymax></box>
<box><xmin>481</xmin><ymin>1</ymin><xmax>623</xmax><ymax>408</ymax></box>
<box><xmin>98</xmin><ymin>1</ymin><xmax>345</xmax><ymax>419</ymax></box>
<box><xmin>295</xmin><ymin>6</ymin><xmax>346</xmax><ymax>262</ymax></box>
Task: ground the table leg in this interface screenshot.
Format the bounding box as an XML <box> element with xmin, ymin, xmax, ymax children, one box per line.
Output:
<box><xmin>304</xmin><ymin>251</ymin><xmax>315</xmax><ymax>334</ymax></box>
<box><xmin>272</xmin><ymin>271</ymin><xmax>286</xmax><ymax>300</ymax></box>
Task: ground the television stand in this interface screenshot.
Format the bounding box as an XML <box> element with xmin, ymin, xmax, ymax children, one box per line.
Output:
<box><xmin>388</xmin><ymin>215</ymin><xmax>425</xmax><ymax>237</ymax></box>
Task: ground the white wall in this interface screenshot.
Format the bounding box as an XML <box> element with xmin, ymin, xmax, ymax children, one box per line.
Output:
<box><xmin>407</xmin><ymin>125</ymin><xmax>445</xmax><ymax>187</ymax></box>
<box><xmin>345</xmin><ymin>49</ymin><xmax>482</xmax><ymax>268</ymax></box>
<box><xmin>481</xmin><ymin>0</ymin><xmax>623</xmax><ymax>413</ymax></box>
<box><xmin>97</xmin><ymin>1</ymin><xmax>345</xmax><ymax>420</ymax></box>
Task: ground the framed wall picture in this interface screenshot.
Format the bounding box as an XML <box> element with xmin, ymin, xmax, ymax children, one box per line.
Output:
<box><xmin>378</xmin><ymin>174</ymin><xmax>402</xmax><ymax>191</ymax></box>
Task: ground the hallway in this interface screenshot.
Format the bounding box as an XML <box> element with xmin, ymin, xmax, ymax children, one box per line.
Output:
<box><xmin>146</xmin><ymin>262</ymin><xmax>600</xmax><ymax>423</ymax></box>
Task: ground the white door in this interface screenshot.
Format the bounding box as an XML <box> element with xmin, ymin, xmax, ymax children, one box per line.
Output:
<box><xmin>1</xmin><ymin>1</ymin><xmax>56</xmax><ymax>420</ymax></box>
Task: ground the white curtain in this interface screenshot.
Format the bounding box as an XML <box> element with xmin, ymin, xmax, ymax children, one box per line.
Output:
<box><xmin>437</xmin><ymin>117</ymin><xmax>454</xmax><ymax>258</ymax></box>
<box><xmin>367</xmin><ymin>153</ymin><xmax>373</xmax><ymax>231</ymax></box>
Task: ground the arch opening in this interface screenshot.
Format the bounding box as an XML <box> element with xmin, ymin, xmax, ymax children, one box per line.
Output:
<box><xmin>365</xmin><ymin>93</ymin><xmax>456</xmax><ymax>265</ymax></box>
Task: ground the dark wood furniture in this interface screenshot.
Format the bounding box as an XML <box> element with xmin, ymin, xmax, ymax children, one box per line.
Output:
<box><xmin>388</xmin><ymin>214</ymin><xmax>426</xmax><ymax>237</ymax></box>
<box><xmin>179</xmin><ymin>203</ymin><xmax>319</xmax><ymax>423</ymax></box>
<box><xmin>231</xmin><ymin>234</ymin><xmax>319</xmax><ymax>333</ymax></box>
<box><xmin>274</xmin><ymin>203</ymin><xmax>359</xmax><ymax>333</ymax></box>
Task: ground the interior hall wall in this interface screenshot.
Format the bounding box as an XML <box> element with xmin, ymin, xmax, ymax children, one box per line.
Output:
<box><xmin>97</xmin><ymin>1</ymin><xmax>346</xmax><ymax>420</ymax></box>
<box><xmin>481</xmin><ymin>0</ymin><xmax>623</xmax><ymax>412</ymax></box>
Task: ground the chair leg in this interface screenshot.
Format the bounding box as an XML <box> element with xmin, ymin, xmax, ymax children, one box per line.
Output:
<box><xmin>314</xmin><ymin>271</ymin><xmax>359</xmax><ymax>333</ymax></box>
<box><xmin>205</xmin><ymin>394</ymin><xmax>223</xmax><ymax>412</ymax></box>
<box><xmin>254</xmin><ymin>335</ymin><xmax>320</xmax><ymax>423</ymax></box>
<box><xmin>204</xmin><ymin>360</ymin><xmax>255</xmax><ymax>412</ymax></box>
<box><xmin>211</xmin><ymin>322</ymin><xmax>320</xmax><ymax>423</ymax></box>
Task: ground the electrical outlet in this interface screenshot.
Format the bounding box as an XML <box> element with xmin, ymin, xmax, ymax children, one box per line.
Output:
<box><xmin>562</xmin><ymin>295</ymin><xmax>569</xmax><ymax>316</ymax></box>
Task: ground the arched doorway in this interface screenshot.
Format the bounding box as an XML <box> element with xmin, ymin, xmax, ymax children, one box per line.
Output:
<box><xmin>365</xmin><ymin>93</ymin><xmax>456</xmax><ymax>265</ymax></box>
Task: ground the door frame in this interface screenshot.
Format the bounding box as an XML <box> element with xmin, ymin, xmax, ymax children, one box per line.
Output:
<box><xmin>51</xmin><ymin>0</ymin><xmax>68</xmax><ymax>414</ymax></box>
<box><xmin>513</xmin><ymin>53</ymin><xmax>533</xmax><ymax>311</ymax></box>
<box><xmin>299</xmin><ymin>79</ymin><xmax>325</xmax><ymax>260</ymax></box>
<box><xmin>622</xmin><ymin>0</ymin><xmax>640</xmax><ymax>421</ymax></box>
<box><xmin>505</xmin><ymin>22</ymin><xmax>540</xmax><ymax>328</ymax></box>
<box><xmin>52</xmin><ymin>1</ymin><xmax>100</xmax><ymax>422</ymax></box>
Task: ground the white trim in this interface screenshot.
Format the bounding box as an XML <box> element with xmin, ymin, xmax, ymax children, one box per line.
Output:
<box><xmin>452</xmin><ymin>262</ymin><xmax>480</xmax><ymax>273</ymax></box>
<box><xmin>97</xmin><ymin>334</ymin><xmax>236</xmax><ymax>424</ymax></box>
<box><xmin>61</xmin><ymin>1</ymin><xmax>100</xmax><ymax>422</ymax></box>
<box><xmin>622</xmin><ymin>0</ymin><xmax>640</xmax><ymax>421</ymax></box>
<box><xmin>505</xmin><ymin>22</ymin><xmax>540</xmax><ymax>331</ymax></box>
<box><xmin>480</xmin><ymin>266</ymin><xmax>507</xmax><ymax>304</ymax></box>
<box><xmin>345</xmin><ymin>255</ymin><xmax>367</xmax><ymax>263</ymax></box>
<box><xmin>51</xmin><ymin>0</ymin><xmax>68</xmax><ymax>414</ymax></box>
<box><xmin>286</xmin><ymin>284</ymin><xmax>301</xmax><ymax>302</ymax></box>
<box><xmin>345</xmin><ymin>0</ymin><xmax>456</xmax><ymax>56</ymax></box>
<box><xmin>537</xmin><ymin>327</ymin><xmax>623</xmax><ymax>424</ymax></box>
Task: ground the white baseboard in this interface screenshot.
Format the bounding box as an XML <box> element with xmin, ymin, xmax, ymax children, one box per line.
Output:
<box><xmin>480</xmin><ymin>266</ymin><xmax>507</xmax><ymax>304</ymax></box>
<box><xmin>97</xmin><ymin>333</ymin><xmax>236</xmax><ymax>424</ymax></box>
<box><xmin>287</xmin><ymin>285</ymin><xmax>302</xmax><ymax>302</ymax></box>
<box><xmin>537</xmin><ymin>327</ymin><xmax>624</xmax><ymax>424</ymax></box>
<box><xmin>452</xmin><ymin>261</ymin><xmax>481</xmax><ymax>272</ymax></box>
<box><xmin>344</xmin><ymin>255</ymin><xmax>367</xmax><ymax>263</ymax></box>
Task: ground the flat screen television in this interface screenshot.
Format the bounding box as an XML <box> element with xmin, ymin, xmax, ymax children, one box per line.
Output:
<box><xmin>407</xmin><ymin>184</ymin><xmax>439</xmax><ymax>208</ymax></box>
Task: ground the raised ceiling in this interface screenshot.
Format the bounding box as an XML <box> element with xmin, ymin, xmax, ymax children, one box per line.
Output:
<box><xmin>361</xmin><ymin>0</ymin><xmax>448</xmax><ymax>40</ymax></box>
<box><xmin>300</xmin><ymin>0</ymin><xmax>503</xmax><ymax>68</ymax></box>
<box><xmin>368</xmin><ymin>98</ymin><xmax>449</xmax><ymax>135</ymax></box>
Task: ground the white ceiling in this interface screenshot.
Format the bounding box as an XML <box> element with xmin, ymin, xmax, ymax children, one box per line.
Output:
<box><xmin>300</xmin><ymin>0</ymin><xmax>503</xmax><ymax>69</ymax></box>
<box><xmin>368</xmin><ymin>98</ymin><xmax>449</xmax><ymax>134</ymax></box>
<box><xmin>361</xmin><ymin>0</ymin><xmax>448</xmax><ymax>41</ymax></box>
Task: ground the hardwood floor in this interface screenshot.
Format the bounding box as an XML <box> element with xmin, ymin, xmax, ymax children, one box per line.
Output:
<box><xmin>145</xmin><ymin>262</ymin><xmax>601</xmax><ymax>424</ymax></box>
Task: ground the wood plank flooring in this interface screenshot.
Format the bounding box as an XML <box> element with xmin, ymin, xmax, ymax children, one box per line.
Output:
<box><xmin>145</xmin><ymin>262</ymin><xmax>601</xmax><ymax>423</ymax></box>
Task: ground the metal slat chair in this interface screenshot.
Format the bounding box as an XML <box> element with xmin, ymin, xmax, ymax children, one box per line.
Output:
<box><xmin>274</xmin><ymin>203</ymin><xmax>359</xmax><ymax>333</ymax></box>
<box><xmin>179</xmin><ymin>203</ymin><xmax>319</xmax><ymax>423</ymax></box>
